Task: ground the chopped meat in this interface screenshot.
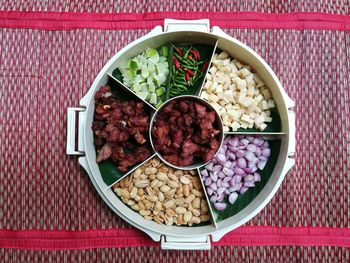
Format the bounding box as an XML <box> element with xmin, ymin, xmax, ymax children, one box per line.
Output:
<box><xmin>107</xmin><ymin>129</ymin><xmax>120</xmax><ymax>142</ymax></box>
<box><xmin>152</xmin><ymin>98</ymin><xmax>221</xmax><ymax>166</ymax></box>
<box><xmin>200</xmin><ymin>119</ymin><xmax>220</xmax><ymax>140</ymax></box>
<box><xmin>134</xmin><ymin>146</ymin><xmax>151</xmax><ymax>162</ymax></box>
<box><xmin>96</xmin><ymin>143</ymin><xmax>113</xmax><ymax>162</ymax></box>
<box><xmin>152</xmin><ymin>121</ymin><xmax>170</xmax><ymax>146</ymax></box>
<box><xmin>134</xmin><ymin>132</ymin><xmax>146</xmax><ymax>144</ymax></box>
<box><xmin>178</xmin><ymin>100</ymin><xmax>189</xmax><ymax>113</ymax></box>
<box><xmin>194</xmin><ymin>103</ymin><xmax>207</xmax><ymax>118</ymax></box>
<box><xmin>117</xmin><ymin>147</ymin><xmax>151</xmax><ymax>172</ymax></box>
<box><xmin>130</xmin><ymin>116</ymin><xmax>149</xmax><ymax>127</ymax></box>
<box><xmin>206</xmin><ymin>111</ymin><xmax>216</xmax><ymax>123</ymax></box>
<box><xmin>163</xmin><ymin>154</ymin><xmax>178</xmax><ymax>165</ymax></box>
<box><xmin>209</xmin><ymin>138</ymin><xmax>220</xmax><ymax>150</ymax></box>
<box><xmin>183</xmin><ymin>114</ymin><xmax>193</xmax><ymax>126</ymax></box>
<box><xmin>172</xmin><ymin>130</ymin><xmax>183</xmax><ymax>148</ymax></box>
<box><xmin>181</xmin><ymin>140</ymin><xmax>199</xmax><ymax>157</ymax></box>
<box><xmin>163</xmin><ymin>101</ymin><xmax>175</xmax><ymax>113</ymax></box>
<box><xmin>95</xmin><ymin>104</ymin><xmax>107</xmax><ymax>115</ymax></box>
<box><xmin>94</xmin><ymin>86</ymin><xmax>111</xmax><ymax>100</ymax></box>
<box><xmin>121</xmin><ymin>104</ymin><xmax>135</xmax><ymax>116</ymax></box>
<box><xmin>94</xmin><ymin>138</ymin><xmax>104</xmax><ymax>147</ymax></box>
<box><xmin>92</xmin><ymin>85</ymin><xmax>151</xmax><ymax>172</ymax></box>
<box><xmin>177</xmin><ymin>155</ymin><xmax>194</xmax><ymax>166</ymax></box>
<box><xmin>202</xmin><ymin>148</ymin><xmax>216</xmax><ymax>162</ymax></box>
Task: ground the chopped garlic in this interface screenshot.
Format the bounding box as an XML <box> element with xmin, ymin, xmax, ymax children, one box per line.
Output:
<box><xmin>209</xmin><ymin>66</ymin><xmax>217</xmax><ymax>74</ymax></box>
<box><xmin>236</xmin><ymin>78</ymin><xmax>246</xmax><ymax>90</ymax></box>
<box><xmin>217</xmin><ymin>51</ymin><xmax>230</xmax><ymax>60</ymax></box>
<box><xmin>258</xmin><ymin>123</ymin><xmax>267</xmax><ymax>131</ymax></box>
<box><xmin>209</xmin><ymin>94</ymin><xmax>219</xmax><ymax>103</ymax></box>
<box><xmin>262</xmin><ymin>88</ymin><xmax>271</xmax><ymax>100</ymax></box>
<box><xmin>265</xmin><ymin>116</ymin><xmax>272</xmax><ymax>122</ymax></box>
<box><xmin>254</xmin><ymin>116</ymin><xmax>265</xmax><ymax>125</ymax></box>
<box><xmin>239</xmin><ymin>97</ymin><xmax>254</xmax><ymax>107</ymax></box>
<box><xmin>261</xmin><ymin>100</ymin><xmax>269</xmax><ymax>110</ymax></box>
<box><xmin>268</xmin><ymin>99</ymin><xmax>275</xmax><ymax>108</ymax></box>
<box><xmin>201</xmin><ymin>91</ymin><xmax>209</xmax><ymax>100</ymax></box>
<box><xmin>219</xmin><ymin>100</ymin><xmax>227</xmax><ymax>106</ymax></box>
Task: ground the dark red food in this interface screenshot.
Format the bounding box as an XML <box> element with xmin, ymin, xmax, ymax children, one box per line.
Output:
<box><xmin>92</xmin><ymin>86</ymin><xmax>151</xmax><ymax>172</ymax></box>
<box><xmin>152</xmin><ymin>98</ymin><xmax>221</xmax><ymax>166</ymax></box>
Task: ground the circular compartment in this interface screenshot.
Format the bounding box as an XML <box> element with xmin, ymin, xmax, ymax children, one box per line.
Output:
<box><xmin>67</xmin><ymin>20</ymin><xmax>295</xmax><ymax>249</ymax></box>
<box><xmin>149</xmin><ymin>95</ymin><xmax>224</xmax><ymax>170</ymax></box>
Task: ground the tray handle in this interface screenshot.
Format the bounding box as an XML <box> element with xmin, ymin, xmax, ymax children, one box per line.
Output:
<box><xmin>160</xmin><ymin>235</ymin><xmax>210</xmax><ymax>250</ymax></box>
<box><xmin>164</xmin><ymin>19</ymin><xmax>210</xmax><ymax>33</ymax></box>
<box><xmin>66</xmin><ymin>107</ymin><xmax>86</xmax><ymax>155</ymax></box>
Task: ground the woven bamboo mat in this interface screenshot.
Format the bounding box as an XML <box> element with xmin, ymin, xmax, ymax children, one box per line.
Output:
<box><xmin>0</xmin><ymin>1</ymin><xmax>350</xmax><ymax>262</ymax></box>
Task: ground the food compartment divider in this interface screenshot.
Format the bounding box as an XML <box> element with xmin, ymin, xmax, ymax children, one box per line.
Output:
<box><xmin>196</xmin><ymin>168</ymin><xmax>218</xmax><ymax>228</ymax></box>
<box><xmin>196</xmin><ymin>40</ymin><xmax>218</xmax><ymax>96</ymax></box>
<box><xmin>224</xmin><ymin>131</ymin><xmax>286</xmax><ymax>136</ymax></box>
<box><xmin>164</xmin><ymin>43</ymin><xmax>174</xmax><ymax>101</ymax></box>
<box><xmin>96</xmin><ymin>75</ymin><xmax>156</xmax><ymax>186</ymax></box>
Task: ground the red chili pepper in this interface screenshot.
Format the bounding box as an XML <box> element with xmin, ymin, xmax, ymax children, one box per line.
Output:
<box><xmin>189</xmin><ymin>50</ymin><xmax>198</xmax><ymax>60</ymax></box>
<box><xmin>172</xmin><ymin>56</ymin><xmax>180</xmax><ymax>69</ymax></box>
<box><xmin>185</xmin><ymin>72</ymin><xmax>191</xmax><ymax>82</ymax></box>
<box><xmin>186</xmin><ymin>69</ymin><xmax>195</xmax><ymax>77</ymax></box>
<box><xmin>201</xmin><ymin>61</ymin><xmax>209</xmax><ymax>72</ymax></box>
<box><xmin>194</xmin><ymin>49</ymin><xmax>200</xmax><ymax>59</ymax></box>
<box><xmin>188</xmin><ymin>55</ymin><xmax>193</xmax><ymax>60</ymax></box>
<box><xmin>175</xmin><ymin>47</ymin><xmax>182</xmax><ymax>57</ymax></box>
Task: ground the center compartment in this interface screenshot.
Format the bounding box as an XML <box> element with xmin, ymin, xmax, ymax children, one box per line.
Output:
<box><xmin>149</xmin><ymin>95</ymin><xmax>224</xmax><ymax>170</ymax></box>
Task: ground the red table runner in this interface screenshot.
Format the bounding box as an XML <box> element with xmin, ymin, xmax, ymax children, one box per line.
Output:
<box><xmin>0</xmin><ymin>1</ymin><xmax>349</xmax><ymax>261</ymax></box>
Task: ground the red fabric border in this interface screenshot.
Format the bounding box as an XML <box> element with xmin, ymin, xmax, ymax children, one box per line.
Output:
<box><xmin>0</xmin><ymin>11</ymin><xmax>349</xmax><ymax>30</ymax></box>
<box><xmin>1</xmin><ymin>227</ymin><xmax>349</xmax><ymax>250</ymax></box>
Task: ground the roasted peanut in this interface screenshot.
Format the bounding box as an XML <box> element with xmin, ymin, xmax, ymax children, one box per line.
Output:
<box><xmin>114</xmin><ymin>157</ymin><xmax>211</xmax><ymax>226</ymax></box>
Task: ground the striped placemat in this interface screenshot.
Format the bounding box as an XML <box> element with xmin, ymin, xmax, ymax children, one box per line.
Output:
<box><xmin>0</xmin><ymin>1</ymin><xmax>349</xmax><ymax>261</ymax></box>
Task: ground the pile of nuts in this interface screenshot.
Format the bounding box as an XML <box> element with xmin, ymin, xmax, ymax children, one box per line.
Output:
<box><xmin>113</xmin><ymin>157</ymin><xmax>211</xmax><ymax>226</ymax></box>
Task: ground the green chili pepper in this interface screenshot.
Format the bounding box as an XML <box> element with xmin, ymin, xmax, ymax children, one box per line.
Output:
<box><xmin>173</xmin><ymin>53</ymin><xmax>183</xmax><ymax>62</ymax></box>
<box><xmin>181</xmin><ymin>63</ymin><xmax>197</xmax><ymax>70</ymax></box>
<box><xmin>183</xmin><ymin>48</ymin><xmax>191</xmax><ymax>59</ymax></box>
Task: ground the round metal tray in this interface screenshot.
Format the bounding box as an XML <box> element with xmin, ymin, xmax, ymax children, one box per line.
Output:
<box><xmin>66</xmin><ymin>19</ymin><xmax>295</xmax><ymax>250</ymax></box>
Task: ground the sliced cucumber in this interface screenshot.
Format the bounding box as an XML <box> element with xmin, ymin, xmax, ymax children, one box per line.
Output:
<box><xmin>150</xmin><ymin>93</ymin><xmax>157</xmax><ymax>104</ymax></box>
<box><xmin>156</xmin><ymin>87</ymin><xmax>165</xmax><ymax>97</ymax></box>
<box><xmin>155</xmin><ymin>100</ymin><xmax>164</xmax><ymax>108</ymax></box>
<box><xmin>137</xmin><ymin>91</ymin><xmax>148</xmax><ymax>100</ymax></box>
<box><xmin>119</xmin><ymin>45</ymin><xmax>169</xmax><ymax>106</ymax></box>
<box><xmin>159</xmin><ymin>45</ymin><xmax>169</xmax><ymax>57</ymax></box>
<box><xmin>148</xmin><ymin>82</ymin><xmax>156</xmax><ymax>92</ymax></box>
